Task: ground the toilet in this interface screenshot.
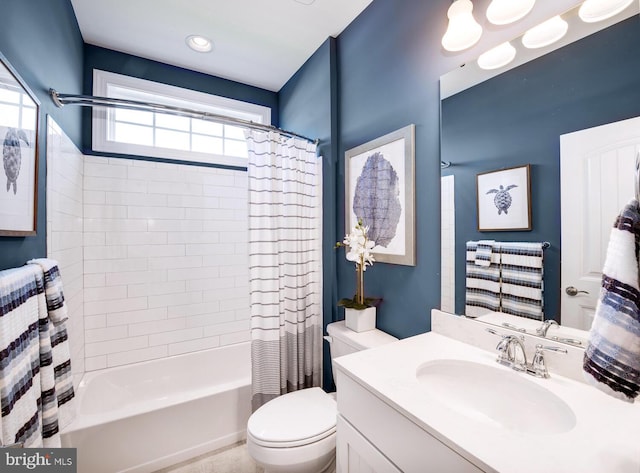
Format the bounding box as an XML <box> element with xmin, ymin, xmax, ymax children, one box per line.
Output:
<box><xmin>246</xmin><ymin>321</ymin><xmax>398</xmax><ymax>473</ymax></box>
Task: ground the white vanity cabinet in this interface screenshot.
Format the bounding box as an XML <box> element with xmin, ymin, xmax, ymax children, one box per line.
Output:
<box><xmin>335</xmin><ymin>371</ymin><xmax>486</xmax><ymax>473</ymax></box>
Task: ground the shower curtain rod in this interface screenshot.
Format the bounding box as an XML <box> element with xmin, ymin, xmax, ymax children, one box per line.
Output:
<box><xmin>49</xmin><ymin>89</ymin><xmax>318</xmax><ymax>145</ymax></box>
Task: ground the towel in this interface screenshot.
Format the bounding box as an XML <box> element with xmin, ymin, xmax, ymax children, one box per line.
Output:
<box><xmin>499</xmin><ymin>242</ymin><xmax>544</xmax><ymax>321</ymax></box>
<box><xmin>0</xmin><ymin>265</ymin><xmax>45</xmax><ymax>448</ymax></box>
<box><xmin>475</xmin><ymin>240</ymin><xmax>495</xmax><ymax>267</ymax></box>
<box><xmin>465</xmin><ymin>241</ymin><xmax>501</xmax><ymax>317</ymax></box>
<box><xmin>28</xmin><ymin>259</ymin><xmax>76</xmax><ymax>434</ymax></box>
<box><xmin>27</xmin><ymin>258</ymin><xmax>68</xmax><ymax>324</ymax></box>
<box><xmin>583</xmin><ymin>199</ymin><xmax>640</xmax><ymax>402</ymax></box>
<box><xmin>0</xmin><ymin>262</ymin><xmax>75</xmax><ymax>448</ymax></box>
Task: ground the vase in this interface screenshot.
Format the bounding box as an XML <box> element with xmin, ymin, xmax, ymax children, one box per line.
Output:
<box><xmin>345</xmin><ymin>306</ymin><xmax>377</xmax><ymax>332</ymax></box>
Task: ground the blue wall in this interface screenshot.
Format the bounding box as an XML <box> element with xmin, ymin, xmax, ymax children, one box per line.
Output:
<box><xmin>335</xmin><ymin>0</ymin><xmax>453</xmax><ymax>339</ymax></box>
<box><xmin>441</xmin><ymin>17</ymin><xmax>640</xmax><ymax>320</ymax></box>
<box><xmin>83</xmin><ymin>45</ymin><xmax>279</xmax><ymax>156</ymax></box>
<box><xmin>279</xmin><ymin>38</ymin><xmax>338</xmax><ymax>389</ymax></box>
<box><xmin>0</xmin><ymin>0</ymin><xmax>84</xmax><ymax>271</ymax></box>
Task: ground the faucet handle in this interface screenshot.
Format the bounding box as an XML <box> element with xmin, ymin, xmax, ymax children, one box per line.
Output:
<box><xmin>530</xmin><ymin>344</ymin><xmax>568</xmax><ymax>378</ymax></box>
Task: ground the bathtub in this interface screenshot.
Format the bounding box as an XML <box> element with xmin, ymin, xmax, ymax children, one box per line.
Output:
<box><xmin>61</xmin><ymin>342</ymin><xmax>251</xmax><ymax>473</ymax></box>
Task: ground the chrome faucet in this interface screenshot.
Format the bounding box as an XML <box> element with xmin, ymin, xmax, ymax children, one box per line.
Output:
<box><xmin>505</xmin><ymin>336</ymin><xmax>527</xmax><ymax>372</ymax></box>
<box><xmin>486</xmin><ymin>328</ymin><xmax>567</xmax><ymax>378</ymax></box>
<box><xmin>486</xmin><ymin>328</ymin><xmax>527</xmax><ymax>370</ymax></box>
<box><xmin>536</xmin><ymin>319</ymin><xmax>559</xmax><ymax>337</ymax></box>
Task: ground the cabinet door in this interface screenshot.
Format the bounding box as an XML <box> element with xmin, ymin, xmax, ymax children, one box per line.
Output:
<box><xmin>337</xmin><ymin>415</ymin><xmax>402</xmax><ymax>473</ymax></box>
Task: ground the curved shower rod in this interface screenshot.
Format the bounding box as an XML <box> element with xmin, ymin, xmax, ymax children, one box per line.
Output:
<box><xmin>49</xmin><ymin>89</ymin><xmax>319</xmax><ymax>145</ymax></box>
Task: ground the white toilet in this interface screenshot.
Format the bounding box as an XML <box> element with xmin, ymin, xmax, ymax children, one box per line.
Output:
<box><xmin>246</xmin><ymin>321</ymin><xmax>397</xmax><ymax>473</ymax></box>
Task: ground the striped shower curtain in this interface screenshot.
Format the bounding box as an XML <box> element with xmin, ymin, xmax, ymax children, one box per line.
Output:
<box><xmin>245</xmin><ymin>131</ymin><xmax>323</xmax><ymax>411</ymax></box>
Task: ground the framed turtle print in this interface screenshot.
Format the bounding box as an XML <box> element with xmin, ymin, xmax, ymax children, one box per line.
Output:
<box><xmin>345</xmin><ymin>124</ymin><xmax>415</xmax><ymax>266</ymax></box>
<box><xmin>476</xmin><ymin>164</ymin><xmax>531</xmax><ymax>232</ymax></box>
<box><xmin>0</xmin><ymin>52</ymin><xmax>39</xmax><ymax>236</ymax></box>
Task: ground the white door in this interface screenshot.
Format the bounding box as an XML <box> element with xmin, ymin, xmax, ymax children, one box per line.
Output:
<box><xmin>560</xmin><ymin>116</ymin><xmax>640</xmax><ymax>330</ymax></box>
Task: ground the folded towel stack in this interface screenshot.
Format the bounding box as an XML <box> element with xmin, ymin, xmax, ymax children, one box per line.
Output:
<box><xmin>583</xmin><ymin>199</ymin><xmax>640</xmax><ymax>402</ymax></box>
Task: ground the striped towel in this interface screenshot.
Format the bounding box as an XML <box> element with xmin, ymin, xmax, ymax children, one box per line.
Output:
<box><xmin>0</xmin><ymin>265</ymin><xmax>45</xmax><ymax>448</ymax></box>
<box><xmin>0</xmin><ymin>263</ymin><xmax>75</xmax><ymax>448</ymax></box>
<box><xmin>475</xmin><ymin>240</ymin><xmax>495</xmax><ymax>267</ymax></box>
<box><xmin>583</xmin><ymin>199</ymin><xmax>640</xmax><ymax>402</ymax></box>
<box><xmin>465</xmin><ymin>241</ymin><xmax>501</xmax><ymax>317</ymax></box>
<box><xmin>28</xmin><ymin>259</ymin><xmax>68</xmax><ymax>324</ymax></box>
<box><xmin>499</xmin><ymin>242</ymin><xmax>544</xmax><ymax>321</ymax></box>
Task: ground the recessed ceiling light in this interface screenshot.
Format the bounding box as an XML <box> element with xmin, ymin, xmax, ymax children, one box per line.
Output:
<box><xmin>294</xmin><ymin>0</ymin><xmax>316</xmax><ymax>4</ymax></box>
<box><xmin>186</xmin><ymin>35</ymin><xmax>213</xmax><ymax>53</ymax></box>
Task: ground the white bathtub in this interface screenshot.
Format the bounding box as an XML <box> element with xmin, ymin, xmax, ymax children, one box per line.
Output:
<box><xmin>62</xmin><ymin>342</ymin><xmax>251</xmax><ymax>473</ymax></box>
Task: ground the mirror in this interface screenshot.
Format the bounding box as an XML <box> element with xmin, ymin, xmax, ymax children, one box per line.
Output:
<box><xmin>439</xmin><ymin>1</ymin><xmax>640</xmax><ymax>346</ymax></box>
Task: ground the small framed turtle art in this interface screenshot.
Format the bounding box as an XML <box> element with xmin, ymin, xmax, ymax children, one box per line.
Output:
<box><xmin>344</xmin><ymin>124</ymin><xmax>415</xmax><ymax>266</ymax></box>
<box><xmin>0</xmin><ymin>52</ymin><xmax>39</xmax><ymax>236</ymax></box>
<box><xmin>476</xmin><ymin>164</ymin><xmax>531</xmax><ymax>232</ymax></box>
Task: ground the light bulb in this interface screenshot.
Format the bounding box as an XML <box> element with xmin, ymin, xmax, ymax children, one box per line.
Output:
<box><xmin>442</xmin><ymin>0</ymin><xmax>483</xmax><ymax>52</ymax></box>
<box><xmin>522</xmin><ymin>16</ymin><xmax>568</xmax><ymax>49</ymax></box>
<box><xmin>578</xmin><ymin>0</ymin><xmax>634</xmax><ymax>23</ymax></box>
<box><xmin>486</xmin><ymin>0</ymin><xmax>535</xmax><ymax>25</ymax></box>
<box><xmin>477</xmin><ymin>41</ymin><xmax>517</xmax><ymax>70</ymax></box>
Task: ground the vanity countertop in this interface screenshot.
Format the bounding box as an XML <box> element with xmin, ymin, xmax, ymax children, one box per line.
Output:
<box><xmin>334</xmin><ymin>331</ymin><xmax>640</xmax><ymax>473</ymax></box>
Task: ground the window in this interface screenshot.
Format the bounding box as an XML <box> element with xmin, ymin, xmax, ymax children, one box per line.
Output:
<box><xmin>92</xmin><ymin>70</ymin><xmax>271</xmax><ymax>167</ymax></box>
<box><xmin>0</xmin><ymin>82</ymin><xmax>37</xmax><ymax>132</ymax></box>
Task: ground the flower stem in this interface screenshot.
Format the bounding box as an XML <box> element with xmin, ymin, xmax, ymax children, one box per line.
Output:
<box><xmin>356</xmin><ymin>263</ymin><xmax>364</xmax><ymax>305</ymax></box>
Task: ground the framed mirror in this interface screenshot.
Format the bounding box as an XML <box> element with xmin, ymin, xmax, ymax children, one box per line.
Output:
<box><xmin>0</xmin><ymin>52</ymin><xmax>39</xmax><ymax>236</ymax></box>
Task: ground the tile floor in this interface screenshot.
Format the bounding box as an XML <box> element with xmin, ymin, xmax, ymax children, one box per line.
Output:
<box><xmin>156</xmin><ymin>442</ymin><xmax>264</xmax><ymax>473</ymax></box>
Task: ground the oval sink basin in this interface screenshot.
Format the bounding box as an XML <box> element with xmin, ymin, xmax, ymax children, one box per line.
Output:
<box><xmin>416</xmin><ymin>359</ymin><xmax>576</xmax><ymax>434</ymax></box>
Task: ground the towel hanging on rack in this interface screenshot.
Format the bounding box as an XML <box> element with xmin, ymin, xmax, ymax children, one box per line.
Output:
<box><xmin>0</xmin><ymin>261</ymin><xmax>75</xmax><ymax>448</ymax></box>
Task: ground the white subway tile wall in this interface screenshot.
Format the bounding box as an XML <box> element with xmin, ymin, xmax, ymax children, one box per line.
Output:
<box><xmin>82</xmin><ymin>156</ymin><xmax>249</xmax><ymax>370</ymax></box>
<box><xmin>441</xmin><ymin>175</ymin><xmax>456</xmax><ymax>314</ymax></box>
<box><xmin>46</xmin><ymin>118</ymin><xmax>85</xmax><ymax>389</ymax></box>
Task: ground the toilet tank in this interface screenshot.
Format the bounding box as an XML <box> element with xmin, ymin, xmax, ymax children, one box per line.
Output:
<box><xmin>326</xmin><ymin>321</ymin><xmax>398</xmax><ymax>386</ymax></box>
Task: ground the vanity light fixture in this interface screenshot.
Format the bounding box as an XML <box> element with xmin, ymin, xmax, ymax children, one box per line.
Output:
<box><xmin>441</xmin><ymin>0</ymin><xmax>483</xmax><ymax>52</ymax></box>
<box><xmin>578</xmin><ymin>0</ymin><xmax>634</xmax><ymax>23</ymax></box>
<box><xmin>521</xmin><ymin>15</ymin><xmax>568</xmax><ymax>49</ymax></box>
<box><xmin>477</xmin><ymin>41</ymin><xmax>517</xmax><ymax>70</ymax></box>
<box><xmin>186</xmin><ymin>35</ymin><xmax>213</xmax><ymax>53</ymax></box>
<box><xmin>486</xmin><ymin>0</ymin><xmax>535</xmax><ymax>25</ymax></box>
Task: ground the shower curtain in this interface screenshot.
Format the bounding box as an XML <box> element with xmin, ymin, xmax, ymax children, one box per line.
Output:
<box><xmin>245</xmin><ymin>130</ymin><xmax>323</xmax><ymax>411</ymax></box>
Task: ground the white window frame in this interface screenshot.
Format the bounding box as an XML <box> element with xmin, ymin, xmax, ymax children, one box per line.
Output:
<box><xmin>92</xmin><ymin>70</ymin><xmax>271</xmax><ymax>167</ymax></box>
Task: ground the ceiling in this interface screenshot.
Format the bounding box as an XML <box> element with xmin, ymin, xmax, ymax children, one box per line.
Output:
<box><xmin>70</xmin><ymin>0</ymin><xmax>373</xmax><ymax>92</ymax></box>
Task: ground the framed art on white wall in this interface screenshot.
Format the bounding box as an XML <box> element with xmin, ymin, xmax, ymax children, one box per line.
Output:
<box><xmin>476</xmin><ymin>164</ymin><xmax>531</xmax><ymax>232</ymax></box>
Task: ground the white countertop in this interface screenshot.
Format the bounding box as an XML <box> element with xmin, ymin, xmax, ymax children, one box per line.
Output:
<box><xmin>334</xmin><ymin>331</ymin><xmax>640</xmax><ymax>473</ymax></box>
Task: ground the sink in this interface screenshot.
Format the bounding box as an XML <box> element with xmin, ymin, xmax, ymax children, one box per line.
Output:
<box><xmin>416</xmin><ymin>359</ymin><xmax>576</xmax><ymax>434</ymax></box>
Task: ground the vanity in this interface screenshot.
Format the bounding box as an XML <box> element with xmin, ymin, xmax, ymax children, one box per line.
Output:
<box><xmin>333</xmin><ymin>310</ymin><xmax>640</xmax><ymax>473</ymax></box>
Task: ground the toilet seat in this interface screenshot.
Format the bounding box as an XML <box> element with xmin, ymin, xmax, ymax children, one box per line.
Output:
<box><xmin>247</xmin><ymin>387</ymin><xmax>337</xmax><ymax>448</ymax></box>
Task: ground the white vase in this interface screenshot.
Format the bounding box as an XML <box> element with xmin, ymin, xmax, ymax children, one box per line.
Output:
<box><xmin>345</xmin><ymin>306</ymin><xmax>377</xmax><ymax>332</ymax></box>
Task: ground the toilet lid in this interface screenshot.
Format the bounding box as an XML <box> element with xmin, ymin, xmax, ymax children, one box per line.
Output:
<box><xmin>248</xmin><ymin>387</ymin><xmax>337</xmax><ymax>447</ymax></box>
